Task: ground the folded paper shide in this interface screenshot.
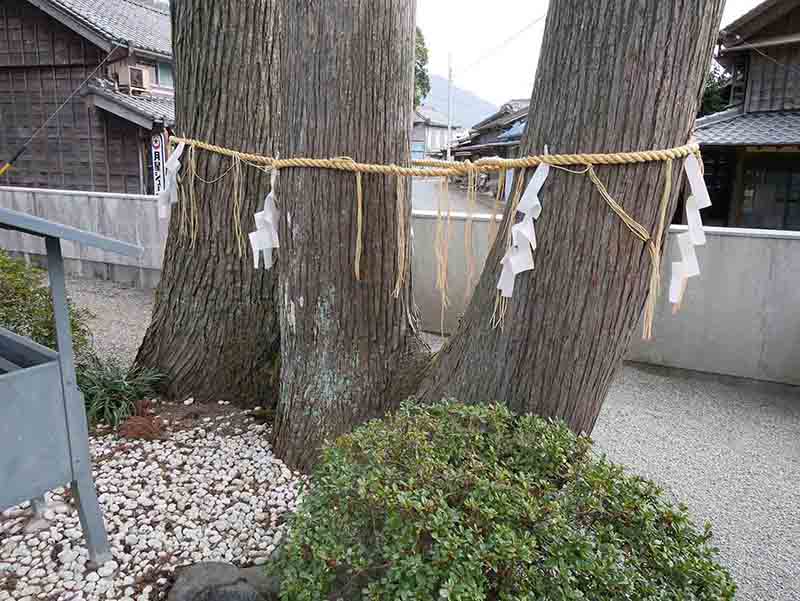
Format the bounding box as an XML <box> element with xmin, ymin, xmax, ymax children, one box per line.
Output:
<box><xmin>157</xmin><ymin>142</ymin><xmax>185</xmax><ymax>219</ymax></box>
<box><xmin>670</xmin><ymin>154</ymin><xmax>711</xmax><ymax>309</ymax></box>
<box><xmin>249</xmin><ymin>168</ymin><xmax>280</xmax><ymax>270</ymax></box>
<box><xmin>497</xmin><ymin>158</ymin><xmax>549</xmax><ymax>298</ymax></box>
<box><xmin>163</xmin><ymin>134</ymin><xmax>707</xmax><ymax>338</ymax></box>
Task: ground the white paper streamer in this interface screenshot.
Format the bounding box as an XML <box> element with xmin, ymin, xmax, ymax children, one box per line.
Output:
<box><xmin>497</xmin><ymin>156</ymin><xmax>549</xmax><ymax>298</ymax></box>
<box><xmin>683</xmin><ymin>154</ymin><xmax>711</xmax><ymax>209</ymax></box>
<box><xmin>669</xmin><ymin>156</ymin><xmax>713</xmax><ymax>307</ymax></box>
<box><xmin>668</xmin><ymin>261</ymin><xmax>685</xmax><ymax>304</ymax></box>
<box><xmin>685</xmin><ymin>195</ymin><xmax>706</xmax><ymax>246</ymax></box>
<box><xmin>498</xmin><ymin>255</ymin><xmax>515</xmax><ymax>297</ymax></box>
<box><xmin>504</xmin><ymin>168</ymin><xmax>515</xmax><ymax>202</ymax></box>
<box><xmin>158</xmin><ymin>142</ymin><xmax>185</xmax><ymax>219</ymax></box>
<box><xmin>676</xmin><ymin>232</ymin><xmax>699</xmax><ymax>277</ymax></box>
<box><xmin>249</xmin><ymin>169</ymin><xmax>280</xmax><ymax>270</ymax></box>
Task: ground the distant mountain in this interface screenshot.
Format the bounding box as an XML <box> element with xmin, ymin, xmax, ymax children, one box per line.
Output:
<box><xmin>422</xmin><ymin>74</ymin><xmax>498</xmax><ymax>130</ymax></box>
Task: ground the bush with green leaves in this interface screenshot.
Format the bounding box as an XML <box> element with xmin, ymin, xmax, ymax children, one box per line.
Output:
<box><xmin>1</xmin><ymin>250</ymin><xmax>161</xmax><ymax>428</ymax></box>
<box><xmin>76</xmin><ymin>353</ymin><xmax>163</xmax><ymax>428</ymax></box>
<box><xmin>0</xmin><ymin>249</ymin><xmax>92</xmax><ymax>355</ymax></box>
<box><xmin>272</xmin><ymin>402</ymin><xmax>735</xmax><ymax>601</ymax></box>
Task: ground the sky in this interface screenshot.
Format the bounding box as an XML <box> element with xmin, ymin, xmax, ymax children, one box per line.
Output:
<box><xmin>417</xmin><ymin>0</ymin><xmax>764</xmax><ymax>108</ymax></box>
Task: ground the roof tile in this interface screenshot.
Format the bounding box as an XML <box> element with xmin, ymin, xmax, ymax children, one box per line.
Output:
<box><xmin>696</xmin><ymin>110</ymin><xmax>800</xmax><ymax>146</ymax></box>
<box><xmin>48</xmin><ymin>0</ymin><xmax>171</xmax><ymax>57</ymax></box>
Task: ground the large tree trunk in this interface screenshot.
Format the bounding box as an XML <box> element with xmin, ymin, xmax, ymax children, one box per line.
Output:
<box><xmin>272</xmin><ymin>0</ymin><xmax>428</xmax><ymax>470</ymax></box>
<box><xmin>418</xmin><ymin>0</ymin><xmax>724</xmax><ymax>433</ymax></box>
<box><xmin>136</xmin><ymin>0</ymin><xmax>281</xmax><ymax>405</ymax></box>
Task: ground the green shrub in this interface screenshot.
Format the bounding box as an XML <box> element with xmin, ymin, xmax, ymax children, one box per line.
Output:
<box><xmin>272</xmin><ymin>402</ymin><xmax>735</xmax><ymax>601</ymax></box>
<box><xmin>76</xmin><ymin>353</ymin><xmax>163</xmax><ymax>428</ymax></box>
<box><xmin>0</xmin><ymin>250</ymin><xmax>92</xmax><ymax>356</ymax></box>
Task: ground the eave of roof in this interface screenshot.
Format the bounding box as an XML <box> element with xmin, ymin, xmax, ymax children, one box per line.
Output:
<box><xmin>25</xmin><ymin>0</ymin><xmax>172</xmax><ymax>60</ymax></box>
<box><xmin>453</xmin><ymin>140</ymin><xmax>517</xmax><ymax>154</ymax></box>
<box><xmin>720</xmin><ymin>0</ymin><xmax>800</xmax><ymax>47</ymax></box>
<box><xmin>696</xmin><ymin>109</ymin><xmax>800</xmax><ymax>146</ymax></box>
<box><xmin>83</xmin><ymin>83</ymin><xmax>175</xmax><ymax>129</ymax></box>
<box><xmin>472</xmin><ymin>99</ymin><xmax>530</xmax><ymax>131</ymax></box>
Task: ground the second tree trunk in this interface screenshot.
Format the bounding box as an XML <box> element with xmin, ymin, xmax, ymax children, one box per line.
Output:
<box><xmin>272</xmin><ymin>0</ymin><xmax>427</xmax><ymax>471</ymax></box>
<box><xmin>418</xmin><ymin>0</ymin><xmax>725</xmax><ymax>434</ymax></box>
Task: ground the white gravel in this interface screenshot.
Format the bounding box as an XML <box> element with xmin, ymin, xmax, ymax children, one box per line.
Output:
<box><xmin>2</xmin><ymin>277</ymin><xmax>795</xmax><ymax>601</ymax></box>
<box><xmin>0</xmin><ymin>414</ymin><xmax>303</xmax><ymax>601</ymax></box>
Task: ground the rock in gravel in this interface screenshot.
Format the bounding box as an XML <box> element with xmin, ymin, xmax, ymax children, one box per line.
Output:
<box><xmin>168</xmin><ymin>562</ymin><xmax>275</xmax><ymax>601</ymax></box>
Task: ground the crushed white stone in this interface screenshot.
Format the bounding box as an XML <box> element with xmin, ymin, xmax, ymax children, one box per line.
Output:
<box><xmin>0</xmin><ymin>412</ymin><xmax>304</xmax><ymax>601</ymax></box>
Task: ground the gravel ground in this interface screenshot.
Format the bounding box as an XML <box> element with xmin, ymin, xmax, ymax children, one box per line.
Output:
<box><xmin>594</xmin><ymin>365</ymin><xmax>800</xmax><ymax>601</ymax></box>
<box><xmin>66</xmin><ymin>278</ymin><xmax>154</xmax><ymax>365</ymax></box>
<box><xmin>0</xmin><ymin>410</ymin><xmax>303</xmax><ymax>601</ymax></box>
<box><xmin>4</xmin><ymin>277</ymin><xmax>797</xmax><ymax>600</ymax></box>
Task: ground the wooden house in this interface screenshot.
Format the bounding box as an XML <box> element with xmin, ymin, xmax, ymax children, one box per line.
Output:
<box><xmin>450</xmin><ymin>98</ymin><xmax>529</xmax><ymax>163</ymax></box>
<box><xmin>0</xmin><ymin>0</ymin><xmax>174</xmax><ymax>194</ymax></box>
<box><xmin>698</xmin><ymin>0</ymin><xmax>800</xmax><ymax>229</ymax></box>
<box><xmin>411</xmin><ymin>105</ymin><xmax>464</xmax><ymax>160</ymax></box>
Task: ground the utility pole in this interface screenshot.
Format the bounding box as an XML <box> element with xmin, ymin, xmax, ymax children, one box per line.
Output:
<box><xmin>447</xmin><ymin>52</ymin><xmax>453</xmax><ymax>161</ymax></box>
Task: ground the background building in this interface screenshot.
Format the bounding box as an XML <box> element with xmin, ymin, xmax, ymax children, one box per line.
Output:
<box><xmin>412</xmin><ymin>105</ymin><xmax>465</xmax><ymax>159</ymax></box>
<box><xmin>0</xmin><ymin>0</ymin><xmax>174</xmax><ymax>194</ymax></box>
<box><xmin>697</xmin><ymin>0</ymin><xmax>800</xmax><ymax>230</ymax></box>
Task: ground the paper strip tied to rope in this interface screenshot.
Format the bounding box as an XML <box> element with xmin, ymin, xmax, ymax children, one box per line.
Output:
<box><xmin>497</xmin><ymin>160</ymin><xmax>549</xmax><ymax>298</ymax></box>
<box><xmin>158</xmin><ymin>142</ymin><xmax>185</xmax><ymax>219</ymax></box>
<box><xmin>165</xmin><ymin>134</ymin><xmax>708</xmax><ymax>339</ymax></box>
<box><xmin>249</xmin><ymin>167</ymin><xmax>280</xmax><ymax>270</ymax></box>
<box><xmin>669</xmin><ymin>154</ymin><xmax>711</xmax><ymax>309</ymax></box>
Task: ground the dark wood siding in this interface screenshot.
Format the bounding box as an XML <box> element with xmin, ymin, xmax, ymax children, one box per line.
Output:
<box><xmin>0</xmin><ymin>0</ymin><xmax>143</xmax><ymax>192</ymax></box>
<box><xmin>744</xmin><ymin>44</ymin><xmax>800</xmax><ymax>111</ymax></box>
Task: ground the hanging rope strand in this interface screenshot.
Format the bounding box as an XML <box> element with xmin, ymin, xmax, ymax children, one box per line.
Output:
<box><xmin>392</xmin><ymin>173</ymin><xmax>407</xmax><ymax>298</ymax></box>
<box><xmin>167</xmin><ymin>133</ymin><xmax>702</xmax><ymax>339</ymax></box>
<box><xmin>354</xmin><ymin>171</ymin><xmax>364</xmax><ymax>281</ymax></box>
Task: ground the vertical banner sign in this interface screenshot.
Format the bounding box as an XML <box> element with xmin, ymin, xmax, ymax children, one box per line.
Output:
<box><xmin>151</xmin><ymin>132</ymin><xmax>167</xmax><ymax>194</ymax></box>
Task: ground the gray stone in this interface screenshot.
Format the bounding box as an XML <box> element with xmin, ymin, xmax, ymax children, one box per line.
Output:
<box><xmin>240</xmin><ymin>566</ymin><xmax>280</xmax><ymax>600</ymax></box>
<box><xmin>167</xmin><ymin>562</ymin><xmax>266</xmax><ymax>601</ymax></box>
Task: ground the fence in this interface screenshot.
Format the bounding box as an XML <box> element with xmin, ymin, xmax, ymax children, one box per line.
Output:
<box><xmin>2</xmin><ymin>185</ymin><xmax>798</xmax><ymax>386</ymax></box>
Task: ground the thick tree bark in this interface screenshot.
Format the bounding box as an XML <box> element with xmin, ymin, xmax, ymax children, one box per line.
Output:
<box><xmin>418</xmin><ymin>0</ymin><xmax>725</xmax><ymax>434</ymax></box>
<box><xmin>272</xmin><ymin>0</ymin><xmax>428</xmax><ymax>470</ymax></box>
<box><xmin>136</xmin><ymin>0</ymin><xmax>281</xmax><ymax>405</ymax></box>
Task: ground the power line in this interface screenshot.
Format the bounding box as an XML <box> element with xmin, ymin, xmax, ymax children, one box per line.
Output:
<box><xmin>462</xmin><ymin>12</ymin><xmax>547</xmax><ymax>71</ymax></box>
<box><xmin>723</xmin><ymin>33</ymin><xmax>800</xmax><ymax>79</ymax></box>
<box><xmin>0</xmin><ymin>40</ymin><xmax>124</xmax><ymax>176</ymax></box>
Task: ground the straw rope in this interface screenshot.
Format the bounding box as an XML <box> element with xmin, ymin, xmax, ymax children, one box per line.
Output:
<box><xmin>464</xmin><ymin>163</ymin><xmax>478</xmax><ymax>305</ymax></box>
<box><xmin>491</xmin><ymin>168</ymin><xmax>526</xmax><ymax>330</ymax></box>
<box><xmin>354</xmin><ymin>171</ymin><xmax>364</xmax><ymax>281</ymax></box>
<box><xmin>169</xmin><ymin>135</ymin><xmax>699</xmax><ymax>176</ymax></box>
<box><xmin>434</xmin><ymin>177</ymin><xmax>452</xmax><ymax>336</ymax></box>
<box><xmin>392</xmin><ymin>174</ymin><xmax>407</xmax><ymax>298</ymax></box>
<box><xmin>167</xmin><ymin>134</ymin><xmax>695</xmax><ymax>339</ymax></box>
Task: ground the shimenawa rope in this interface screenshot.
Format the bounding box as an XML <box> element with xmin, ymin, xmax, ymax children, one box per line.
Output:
<box><xmin>166</xmin><ymin>135</ymin><xmax>697</xmax><ymax>339</ymax></box>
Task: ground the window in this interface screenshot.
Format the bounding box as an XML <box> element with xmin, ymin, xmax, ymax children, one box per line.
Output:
<box><xmin>740</xmin><ymin>155</ymin><xmax>800</xmax><ymax>230</ymax></box>
<box><xmin>157</xmin><ymin>63</ymin><xmax>174</xmax><ymax>88</ymax></box>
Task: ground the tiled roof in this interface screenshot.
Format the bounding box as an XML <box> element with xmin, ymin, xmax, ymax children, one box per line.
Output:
<box><xmin>44</xmin><ymin>0</ymin><xmax>172</xmax><ymax>57</ymax></box>
<box><xmin>414</xmin><ymin>105</ymin><xmax>460</xmax><ymax>128</ymax></box>
<box><xmin>695</xmin><ymin>110</ymin><xmax>800</xmax><ymax>146</ymax></box>
<box><xmin>87</xmin><ymin>83</ymin><xmax>175</xmax><ymax>126</ymax></box>
<box><xmin>498</xmin><ymin>120</ymin><xmax>526</xmax><ymax>140</ymax></box>
<box><xmin>472</xmin><ymin>99</ymin><xmax>530</xmax><ymax>132</ymax></box>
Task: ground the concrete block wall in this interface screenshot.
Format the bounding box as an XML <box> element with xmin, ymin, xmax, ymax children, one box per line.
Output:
<box><xmin>2</xmin><ymin>186</ymin><xmax>798</xmax><ymax>386</ymax></box>
<box><xmin>0</xmin><ymin>186</ymin><xmax>166</xmax><ymax>288</ymax></box>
